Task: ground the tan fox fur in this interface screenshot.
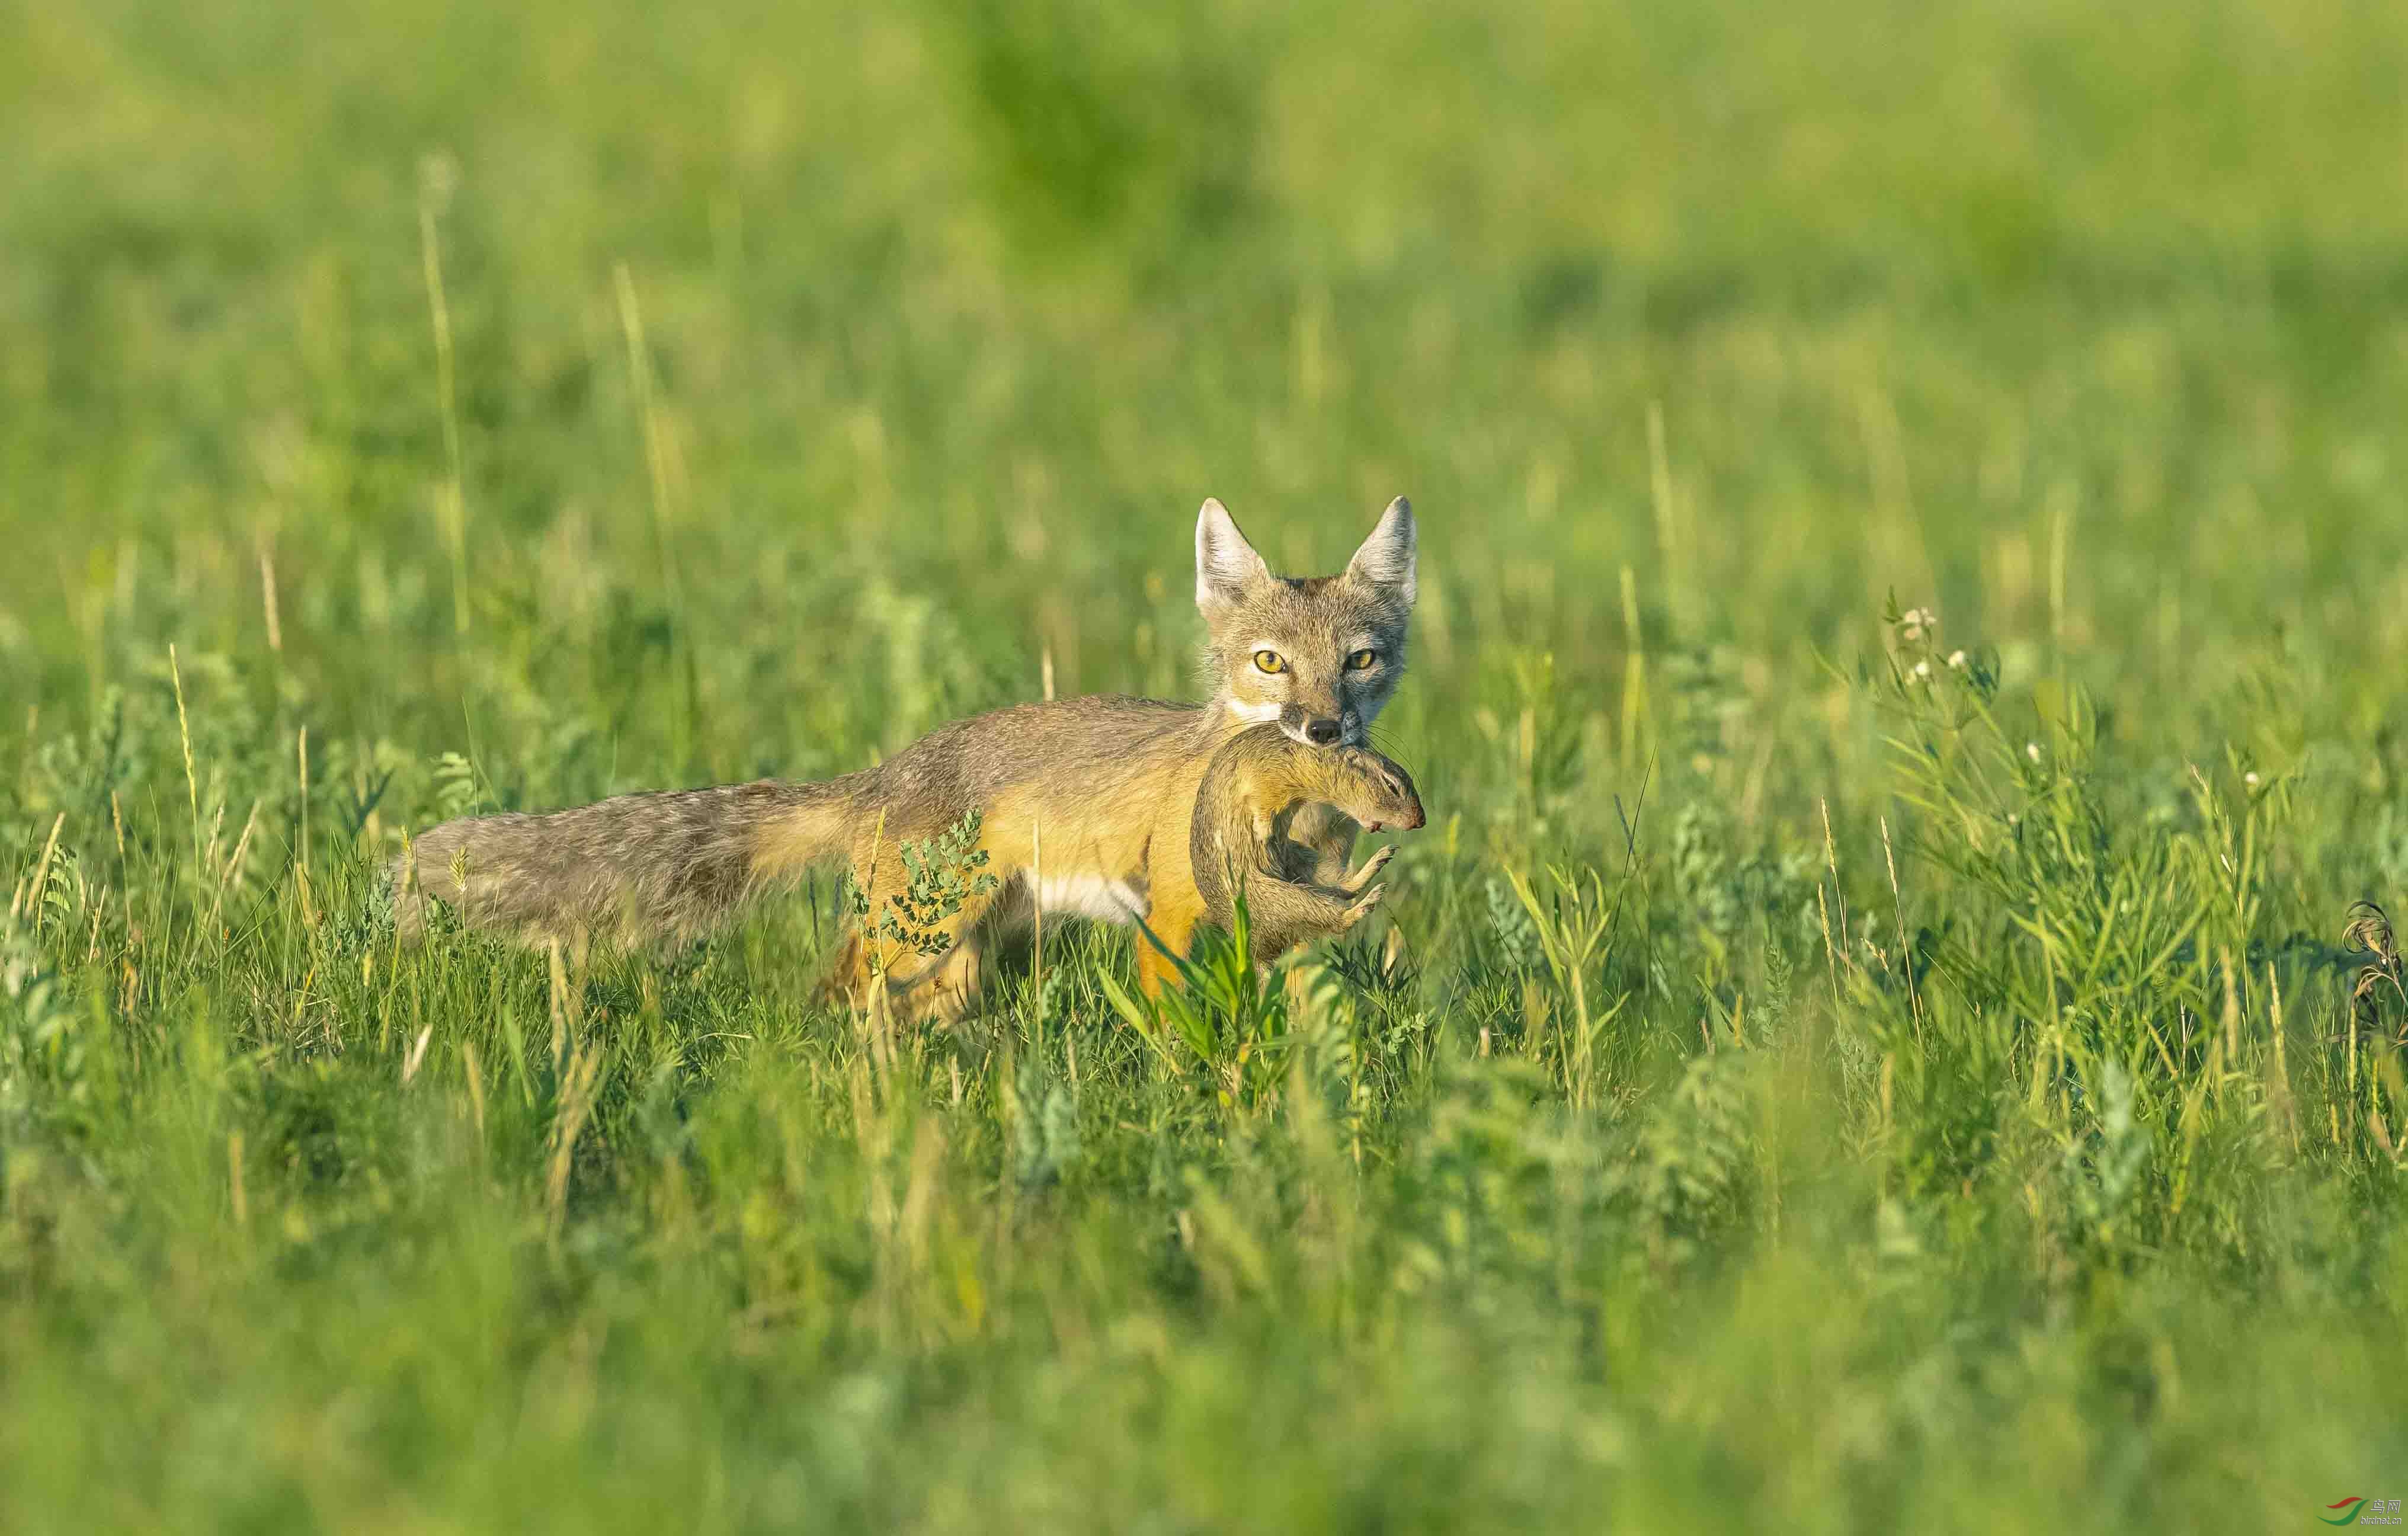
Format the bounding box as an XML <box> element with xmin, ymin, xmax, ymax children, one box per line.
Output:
<box><xmin>1186</xmin><ymin>725</ymin><xmax>1424</xmax><ymax>968</ymax></box>
<box><xmin>395</xmin><ymin>496</ymin><xmax>1419</xmax><ymax>1019</ymax></box>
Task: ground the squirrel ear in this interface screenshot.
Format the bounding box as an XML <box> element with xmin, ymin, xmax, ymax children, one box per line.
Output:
<box><xmin>1195</xmin><ymin>498</ymin><xmax>1269</xmax><ymax>613</ymax></box>
<box><xmin>1346</xmin><ymin>497</ymin><xmax>1416</xmax><ymax>606</ymax></box>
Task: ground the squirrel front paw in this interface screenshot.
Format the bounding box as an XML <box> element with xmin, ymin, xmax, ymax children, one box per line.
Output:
<box><xmin>1340</xmin><ymin>884</ymin><xmax>1387</xmax><ymax>928</ymax></box>
<box><xmin>1340</xmin><ymin>844</ymin><xmax>1396</xmax><ymax>895</ymax></box>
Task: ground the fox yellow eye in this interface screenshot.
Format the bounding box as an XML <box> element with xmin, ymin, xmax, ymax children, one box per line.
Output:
<box><xmin>1252</xmin><ymin>649</ymin><xmax>1286</xmax><ymax>674</ymax></box>
<box><xmin>1347</xmin><ymin>648</ymin><xmax>1378</xmax><ymax>671</ymax></box>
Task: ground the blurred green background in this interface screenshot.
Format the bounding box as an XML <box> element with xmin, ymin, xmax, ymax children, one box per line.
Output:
<box><xmin>8</xmin><ymin>0</ymin><xmax>2406</xmax><ymax>772</ymax></box>
<box><xmin>3</xmin><ymin>1</ymin><xmax>2406</xmax><ymax>1531</ymax></box>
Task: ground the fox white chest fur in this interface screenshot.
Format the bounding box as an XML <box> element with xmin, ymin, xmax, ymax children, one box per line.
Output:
<box><xmin>1033</xmin><ymin>872</ymin><xmax>1151</xmax><ymax>924</ymax></box>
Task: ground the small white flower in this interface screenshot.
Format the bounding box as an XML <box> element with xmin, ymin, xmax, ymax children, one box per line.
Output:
<box><xmin>2026</xmin><ymin>742</ymin><xmax>2041</xmax><ymax>763</ymax></box>
<box><xmin>1913</xmin><ymin>659</ymin><xmax>1932</xmax><ymax>680</ymax></box>
<box><xmin>1947</xmin><ymin>649</ymin><xmax>1967</xmax><ymax>670</ymax></box>
<box><xmin>2244</xmin><ymin>771</ymin><xmax>2261</xmax><ymax>789</ymax></box>
<box><xmin>1898</xmin><ymin>606</ymin><xmax>1938</xmax><ymax>641</ymax></box>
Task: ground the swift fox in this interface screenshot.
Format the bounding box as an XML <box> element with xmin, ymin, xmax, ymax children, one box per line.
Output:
<box><xmin>1185</xmin><ymin>724</ymin><xmax>1424</xmax><ymax>968</ymax></box>
<box><xmin>395</xmin><ymin>496</ymin><xmax>1418</xmax><ymax>1017</ymax></box>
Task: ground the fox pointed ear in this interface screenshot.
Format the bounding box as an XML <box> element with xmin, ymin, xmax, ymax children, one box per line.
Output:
<box><xmin>1346</xmin><ymin>496</ymin><xmax>1416</xmax><ymax>606</ymax></box>
<box><xmin>1195</xmin><ymin>497</ymin><xmax>1269</xmax><ymax>614</ymax></box>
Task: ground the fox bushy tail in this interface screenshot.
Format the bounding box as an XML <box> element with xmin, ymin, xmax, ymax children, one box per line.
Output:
<box><xmin>393</xmin><ymin>776</ymin><xmax>863</xmax><ymax>951</ymax></box>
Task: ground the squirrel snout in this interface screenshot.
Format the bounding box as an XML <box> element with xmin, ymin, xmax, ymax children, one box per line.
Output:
<box><xmin>1378</xmin><ymin>765</ymin><xmax>1425</xmax><ymax>830</ymax></box>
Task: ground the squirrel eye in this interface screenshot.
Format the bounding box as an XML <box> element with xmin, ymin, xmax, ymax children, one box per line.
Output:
<box><xmin>1347</xmin><ymin>649</ymin><xmax>1378</xmax><ymax>671</ymax></box>
<box><xmin>1253</xmin><ymin>649</ymin><xmax>1285</xmax><ymax>674</ymax></box>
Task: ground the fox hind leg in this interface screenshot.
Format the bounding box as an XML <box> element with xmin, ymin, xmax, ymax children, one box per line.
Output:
<box><xmin>828</xmin><ymin>871</ymin><xmax>1030</xmax><ymax>1025</ymax></box>
<box><xmin>879</xmin><ymin>927</ymin><xmax>991</xmax><ymax>1023</ymax></box>
<box><xmin>884</xmin><ymin>875</ymin><xmax>1033</xmax><ymax>1023</ymax></box>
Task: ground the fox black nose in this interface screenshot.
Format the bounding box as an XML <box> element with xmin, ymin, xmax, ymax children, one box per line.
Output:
<box><xmin>1305</xmin><ymin>718</ymin><xmax>1342</xmax><ymax>745</ymax></box>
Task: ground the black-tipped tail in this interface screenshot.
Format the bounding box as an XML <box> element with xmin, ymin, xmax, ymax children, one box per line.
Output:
<box><xmin>393</xmin><ymin>776</ymin><xmax>860</xmax><ymax>951</ymax></box>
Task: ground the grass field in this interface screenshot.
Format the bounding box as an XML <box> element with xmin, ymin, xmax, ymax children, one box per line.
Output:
<box><xmin>5</xmin><ymin>0</ymin><xmax>2408</xmax><ymax>1528</ymax></box>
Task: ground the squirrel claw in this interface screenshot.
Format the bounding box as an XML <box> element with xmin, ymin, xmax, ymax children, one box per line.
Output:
<box><xmin>1342</xmin><ymin>844</ymin><xmax>1397</xmax><ymax>895</ymax></box>
<box><xmin>1342</xmin><ymin>884</ymin><xmax>1388</xmax><ymax>926</ymax></box>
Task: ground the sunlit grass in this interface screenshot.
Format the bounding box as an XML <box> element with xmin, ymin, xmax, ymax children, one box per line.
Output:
<box><xmin>2</xmin><ymin>0</ymin><xmax>2406</xmax><ymax>1529</ymax></box>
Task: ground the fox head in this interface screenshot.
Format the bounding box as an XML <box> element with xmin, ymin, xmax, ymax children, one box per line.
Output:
<box><xmin>1194</xmin><ymin>497</ymin><xmax>1416</xmax><ymax>748</ymax></box>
